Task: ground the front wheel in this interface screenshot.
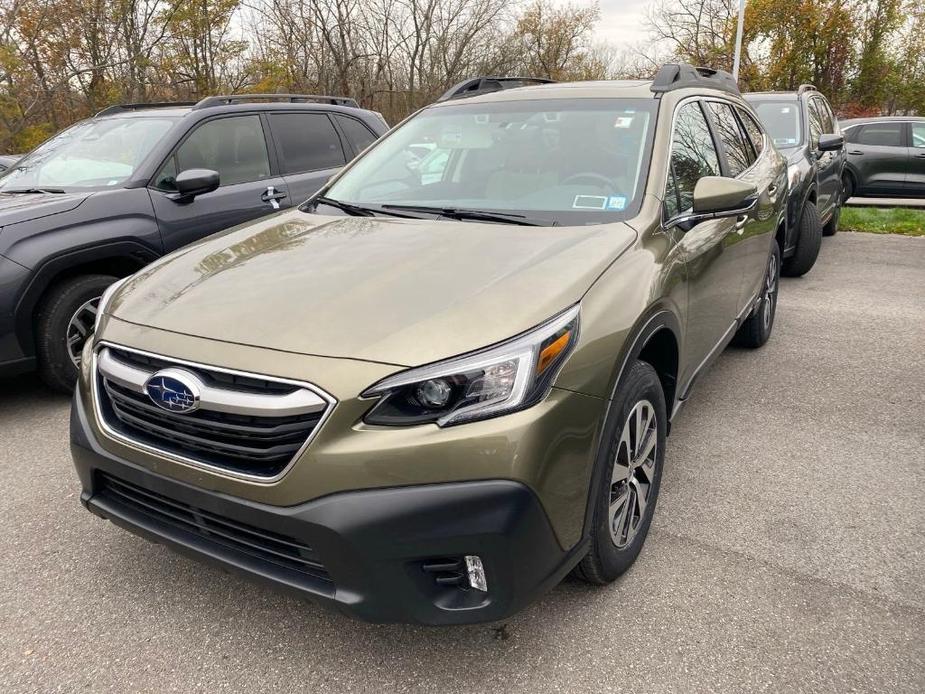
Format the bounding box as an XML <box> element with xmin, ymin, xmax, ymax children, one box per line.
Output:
<box><xmin>35</xmin><ymin>274</ymin><xmax>118</xmax><ymax>392</ymax></box>
<box><xmin>841</xmin><ymin>171</ymin><xmax>854</xmax><ymax>204</ymax></box>
<box><xmin>574</xmin><ymin>360</ymin><xmax>667</xmax><ymax>585</ymax></box>
<box><xmin>734</xmin><ymin>241</ymin><xmax>780</xmax><ymax>349</ymax></box>
<box><xmin>782</xmin><ymin>201</ymin><xmax>822</xmax><ymax>277</ymax></box>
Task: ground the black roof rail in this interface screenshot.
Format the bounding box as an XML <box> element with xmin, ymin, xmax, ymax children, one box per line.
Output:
<box><xmin>797</xmin><ymin>83</ymin><xmax>817</xmax><ymax>95</ymax></box>
<box><xmin>95</xmin><ymin>101</ymin><xmax>197</xmax><ymax>117</ymax></box>
<box><xmin>193</xmin><ymin>94</ymin><xmax>359</xmax><ymax>110</ymax></box>
<box><xmin>437</xmin><ymin>77</ymin><xmax>556</xmax><ymax>103</ymax></box>
<box><xmin>650</xmin><ymin>63</ymin><xmax>740</xmax><ymax>96</ymax></box>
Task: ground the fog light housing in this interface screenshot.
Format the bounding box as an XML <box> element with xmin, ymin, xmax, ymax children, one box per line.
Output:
<box><xmin>465</xmin><ymin>555</ymin><xmax>488</xmax><ymax>592</ymax></box>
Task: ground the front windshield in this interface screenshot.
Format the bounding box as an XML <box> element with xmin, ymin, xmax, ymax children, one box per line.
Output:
<box><xmin>0</xmin><ymin>116</ymin><xmax>177</xmax><ymax>191</ymax></box>
<box><xmin>752</xmin><ymin>101</ymin><xmax>802</xmax><ymax>148</ymax></box>
<box><xmin>321</xmin><ymin>98</ymin><xmax>657</xmax><ymax>225</ymax></box>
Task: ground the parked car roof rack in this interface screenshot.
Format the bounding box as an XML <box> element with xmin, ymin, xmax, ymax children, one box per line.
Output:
<box><xmin>95</xmin><ymin>102</ymin><xmax>197</xmax><ymax>117</ymax></box>
<box><xmin>436</xmin><ymin>77</ymin><xmax>556</xmax><ymax>103</ymax></box>
<box><xmin>193</xmin><ymin>94</ymin><xmax>359</xmax><ymax>109</ymax></box>
<box><xmin>797</xmin><ymin>83</ymin><xmax>817</xmax><ymax>95</ymax></box>
<box><xmin>650</xmin><ymin>63</ymin><xmax>740</xmax><ymax>96</ymax></box>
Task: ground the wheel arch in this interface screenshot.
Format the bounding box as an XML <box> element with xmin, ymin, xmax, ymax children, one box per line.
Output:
<box><xmin>577</xmin><ymin>306</ymin><xmax>681</xmax><ymax>549</ymax></box>
<box><xmin>14</xmin><ymin>241</ymin><xmax>158</xmax><ymax>356</ymax></box>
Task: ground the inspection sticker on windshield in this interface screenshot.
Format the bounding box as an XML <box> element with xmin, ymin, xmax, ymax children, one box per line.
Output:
<box><xmin>607</xmin><ymin>195</ymin><xmax>627</xmax><ymax>210</ymax></box>
<box><xmin>614</xmin><ymin>116</ymin><xmax>634</xmax><ymax>129</ymax></box>
<box><xmin>573</xmin><ymin>195</ymin><xmax>608</xmax><ymax>210</ymax></box>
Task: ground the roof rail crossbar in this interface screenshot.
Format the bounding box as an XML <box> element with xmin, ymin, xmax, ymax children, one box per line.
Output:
<box><xmin>95</xmin><ymin>102</ymin><xmax>197</xmax><ymax>117</ymax></box>
<box><xmin>437</xmin><ymin>77</ymin><xmax>556</xmax><ymax>103</ymax></box>
<box><xmin>650</xmin><ymin>63</ymin><xmax>740</xmax><ymax>96</ymax></box>
<box><xmin>797</xmin><ymin>83</ymin><xmax>817</xmax><ymax>95</ymax></box>
<box><xmin>193</xmin><ymin>94</ymin><xmax>359</xmax><ymax>110</ymax></box>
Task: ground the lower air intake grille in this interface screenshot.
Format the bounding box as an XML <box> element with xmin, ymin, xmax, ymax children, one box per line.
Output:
<box><xmin>97</xmin><ymin>472</ymin><xmax>332</xmax><ymax>587</ymax></box>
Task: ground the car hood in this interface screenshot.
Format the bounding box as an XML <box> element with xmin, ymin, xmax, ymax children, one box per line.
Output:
<box><xmin>0</xmin><ymin>190</ymin><xmax>92</xmax><ymax>228</ymax></box>
<box><xmin>110</xmin><ymin>211</ymin><xmax>637</xmax><ymax>366</ymax></box>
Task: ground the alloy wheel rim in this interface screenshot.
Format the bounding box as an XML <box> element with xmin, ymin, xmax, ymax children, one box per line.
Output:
<box><xmin>762</xmin><ymin>253</ymin><xmax>778</xmax><ymax>331</ymax></box>
<box><xmin>66</xmin><ymin>297</ymin><xmax>100</xmax><ymax>369</ymax></box>
<box><xmin>609</xmin><ymin>399</ymin><xmax>658</xmax><ymax>548</ymax></box>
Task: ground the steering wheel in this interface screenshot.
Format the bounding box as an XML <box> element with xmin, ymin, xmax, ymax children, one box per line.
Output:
<box><xmin>560</xmin><ymin>172</ymin><xmax>615</xmax><ymax>188</ymax></box>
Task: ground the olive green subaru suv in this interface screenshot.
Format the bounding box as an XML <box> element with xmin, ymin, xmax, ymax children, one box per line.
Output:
<box><xmin>71</xmin><ymin>65</ymin><xmax>786</xmax><ymax>624</ymax></box>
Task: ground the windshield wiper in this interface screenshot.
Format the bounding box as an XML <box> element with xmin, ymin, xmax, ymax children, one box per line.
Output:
<box><xmin>2</xmin><ymin>187</ymin><xmax>66</xmax><ymax>194</ymax></box>
<box><xmin>381</xmin><ymin>204</ymin><xmax>553</xmax><ymax>226</ymax></box>
<box><xmin>310</xmin><ymin>196</ymin><xmax>422</xmax><ymax>219</ymax></box>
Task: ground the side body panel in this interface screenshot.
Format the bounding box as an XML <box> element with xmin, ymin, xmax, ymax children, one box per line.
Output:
<box><xmin>149</xmin><ymin>179</ymin><xmax>290</xmax><ymax>253</ymax></box>
<box><xmin>846</xmin><ymin>121</ymin><xmax>909</xmax><ymax>195</ymax></box>
<box><xmin>1</xmin><ymin>188</ymin><xmax>162</xmax><ymax>362</ymax></box>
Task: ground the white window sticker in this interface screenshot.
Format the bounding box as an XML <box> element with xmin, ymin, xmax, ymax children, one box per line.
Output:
<box><xmin>614</xmin><ymin>117</ymin><xmax>634</xmax><ymax>129</ymax></box>
<box><xmin>573</xmin><ymin>195</ymin><xmax>608</xmax><ymax>210</ymax></box>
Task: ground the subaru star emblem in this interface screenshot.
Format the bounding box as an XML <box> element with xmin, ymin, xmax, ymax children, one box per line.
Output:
<box><xmin>144</xmin><ymin>370</ymin><xmax>201</xmax><ymax>414</ymax></box>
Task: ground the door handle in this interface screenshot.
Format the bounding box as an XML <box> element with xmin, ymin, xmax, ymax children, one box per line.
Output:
<box><xmin>261</xmin><ymin>186</ymin><xmax>288</xmax><ymax>209</ymax></box>
<box><xmin>768</xmin><ymin>184</ymin><xmax>779</xmax><ymax>196</ymax></box>
<box><xmin>914</xmin><ymin>152</ymin><xmax>925</xmax><ymax>158</ymax></box>
<box><xmin>849</xmin><ymin>150</ymin><xmax>864</xmax><ymax>155</ymax></box>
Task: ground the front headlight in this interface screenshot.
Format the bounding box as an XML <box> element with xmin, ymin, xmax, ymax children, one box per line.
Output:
<box><xmin>362</xmin><ymin>305</ymin><xmax>580</xmax><ymax>427</ymax></box>
<box><xmin>94</xmin><ymin>277</ymin><xmax>130</xmax><ymax>332</ymax></box>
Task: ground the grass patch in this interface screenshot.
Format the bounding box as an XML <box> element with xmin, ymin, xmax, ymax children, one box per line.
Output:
<box><xmin>839</xmin><ymin>207</ymin><xmax>925</xmax><ymax>237</ymax></box>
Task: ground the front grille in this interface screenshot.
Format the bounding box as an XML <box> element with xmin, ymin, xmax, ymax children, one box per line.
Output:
<box><xmin>97</xmin><ymin>472</ymin><xmax>332</xmax><ymax>587</ymax></box>
<box><xmin>94</xmin><ymin>345</ymin><xmax>334</xmax><ymax>478</ymax></box>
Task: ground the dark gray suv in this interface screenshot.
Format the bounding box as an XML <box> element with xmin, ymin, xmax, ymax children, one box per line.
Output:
<box><xmin>840</xmin><ymin>117</ymin><xmax>925</xmax><ymax>199</ymax></box>
<box><xmin>0</xmin><ymin>95</ymin><xmax>388</xmax><ymax>390</ymax></box>
<box><xmin>746</xmin><ymin>86</ymin><xmax>845</xmax><ymax>277</ymax></box>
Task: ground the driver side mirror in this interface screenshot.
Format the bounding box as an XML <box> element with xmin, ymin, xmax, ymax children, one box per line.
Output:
<box><xmin>667</xmin><ymin>177</ymin><xmax>758</xmax><ymax>231</ymax></box>
<box><xmin>170</xmin><ymin>168</ymin><xmax>220</xmax><ymax>202</ymax></box>
<box><xmin>693</xmin><ymin>176</ymin><xmax>758</xmax><ymax>215</ymax></box>
<box><xmin>817</xmin><ymin>133</ymin><xmax>844</xmax><ymax>152</ymax></box>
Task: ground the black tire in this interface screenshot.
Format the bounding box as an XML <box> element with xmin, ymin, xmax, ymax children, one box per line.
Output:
<box><xmin>574</xmin><ymin>360</ymin><xmax>667</xmax><ymax>585</ymax></box>
<box><xmin>733</xmin><ymin>240</ymin><xmax>780</xmax><ymax>349</ymax></box>
<box><xmin>781</xmin><ymin>201</ymin><xmax>822</xmax><ymax>277</ymax></box>
<box><xmin>841</xmin><ymin>171</ymin><xmax>854</xmax><ymax>204</ymax></box>
<box><xmin>35</xmin><ymin>274</ymin><xmax>117</xmax><ymax>393</ymax></box>
<box><xmin>822</xmin><ymin>201</ymin><xmax>840</xmax><ymax>237</ymax></box>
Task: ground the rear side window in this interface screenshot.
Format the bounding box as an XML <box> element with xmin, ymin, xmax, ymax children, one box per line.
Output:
<box><xmin>335</xmin><ymin>115</ymin><xmax>378</xmax><ymax>154</ymax></box>
<box><xmin>855</xmin><ymin>123</ymin><xmax>905</xmax><ymax>147</ymax></box>
<box><xmin>811</xmin><ymin>98</ymin><xmax>834</xmax><ymax>134</ymax></box>
<box><xmin>156</xmin><ymin>115</ymin><xmax>271</xmax><ymax>190</ymax></box>
<box><xmin>706</xmin><ymin>101</ymin><xmax>755</xmax><ymax>176</ymax></box>
<box><xmin>736</xmin><ymin>107</ymin><xmax>765</xmax><ymax>155</ymax></box>
<box><xmin>808</xmin><ymin>99</ymin><xmax>824</xmax><ymax>146</ymax></box>
<box><xmin>665</xmin><ymin>101</ymin><xmax>722</xmax><ymax>218</ymax></box>
<box><xmin>912</xmin><ymin>123</ymin><xmax>925</xmax><ymax>148</ymax></box>
<box><xmin>269</xmin><ymin>113</ymin><xmax>346</xmax><ymax>174</ymax></box>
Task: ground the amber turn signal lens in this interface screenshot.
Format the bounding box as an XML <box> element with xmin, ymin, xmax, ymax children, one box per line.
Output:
<box><xmin>537</xmin><ymin>330</ymin><xmax>571</xmax><ymax>374</ymax></box>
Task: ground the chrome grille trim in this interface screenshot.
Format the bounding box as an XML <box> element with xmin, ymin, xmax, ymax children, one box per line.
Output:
<box><xmin>91</xmin><ymin>341</ymin><xmax>337</xmax><ymax>483</ymax></box>
<box><xmin>98</xmin><ymin>347</ymin><xmax>328</xmax><ymax>417</ymax></box>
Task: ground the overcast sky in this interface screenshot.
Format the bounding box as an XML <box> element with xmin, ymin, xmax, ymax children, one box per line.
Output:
<box><xmin>565</xmin><ymin>0</ymin><xmax>652</xmax><ymax>47</ymax></box>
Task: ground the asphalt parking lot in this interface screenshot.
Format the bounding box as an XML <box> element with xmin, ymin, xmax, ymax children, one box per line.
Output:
<box><xmin>1</xmin><ymin>231</ymin><xmax>922</xmax><ymax>693</ymax></box>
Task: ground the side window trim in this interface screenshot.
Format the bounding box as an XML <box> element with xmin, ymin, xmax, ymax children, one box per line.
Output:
<box><xmin>662</xmin><ymin>97</ymin><xmax>723</xmax><ymax>222</ymax></box>
<box><xmin>148</xmin><ymin>112</ymin><xmax>274</xmax><ymax>191</ymax></box>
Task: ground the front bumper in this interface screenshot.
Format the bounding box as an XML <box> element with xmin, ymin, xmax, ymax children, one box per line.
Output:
<box><xmin>71</xmin><ymin>393</ymin><xmax>586</xmax><ymax>625</ymax></box>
